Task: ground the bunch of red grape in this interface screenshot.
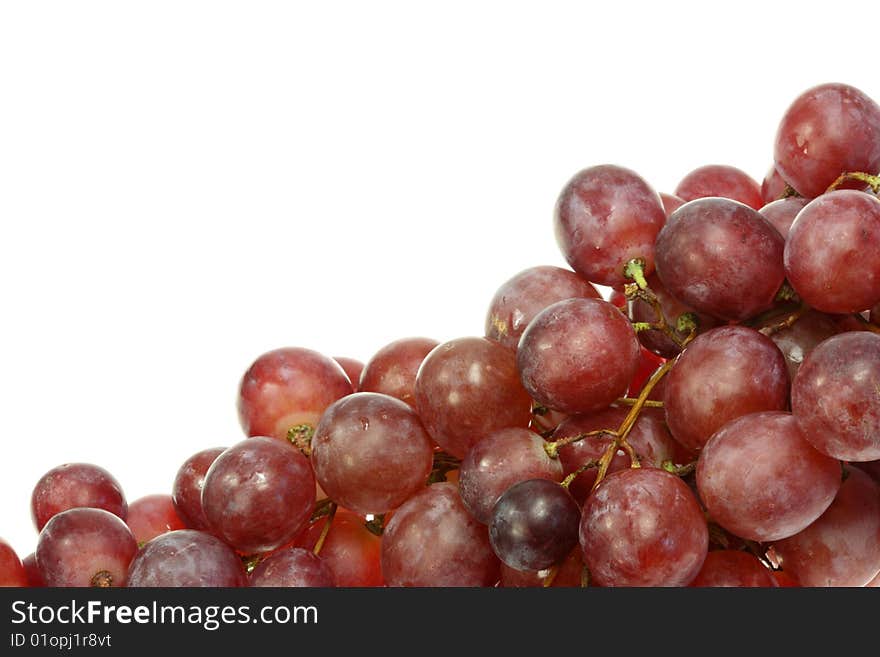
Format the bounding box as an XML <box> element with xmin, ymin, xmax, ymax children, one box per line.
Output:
<box><xmin>4</xmin><ymin>81</ymin><xmax>880</xmax><ymax>588</ymax></box>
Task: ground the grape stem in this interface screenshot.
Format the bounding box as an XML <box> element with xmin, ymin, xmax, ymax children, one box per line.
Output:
<box><xmin>661</xmin><ymin>460</ymin><xmax>696</xmax><ymax>477</ymax></box>
<box><xmin>560</xmin><ymin>459</ymin><xmax>600</xmax><ymax>489</ymax></box>
<box><xmin>541</xmin><ymin>565</ymin><xmax>559</xmax><ymax>587</ymax></box>
<box><xmin>287</xmin><ymin>424</ymin><xmax>315</xmax><ymax>456</ymax></box>
<box><xmin>825</xmin><ymin>171</ymin><xmax>880</xmax><ymax>194</ymax></box>
<box><xmin>615</xmin><ymin>397</ymin><xmax>664</xmax><ymax>408</ymax></box>
<box><xmin>623</xmin><ymin>258</ymin><xmax>693</xmax><ymax>349</ymax></box>
<box><xmin>851</xmin><ymin>313</ymin><xmax>880</xmax><ymax>335</ymax></box>
<box><xmin>312</xmin><ymin>501</ymin><xmax>338</xmax><ymax>556</ymax></box>
<box><xmin>757</xmin><ymin>304</ymin><xmax>809</xmax><ymax>337</ymax></box>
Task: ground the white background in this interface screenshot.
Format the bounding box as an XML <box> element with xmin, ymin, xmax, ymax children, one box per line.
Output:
<box><xmin>1</xmin><ymin>1</ymin><xmax>877</xmax><ymax>556</ymax></box>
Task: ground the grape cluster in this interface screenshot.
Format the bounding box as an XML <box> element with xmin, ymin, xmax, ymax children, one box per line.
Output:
<box><xmin>4</xmin><ymin>81</ymin><xmax>880</xmax><ymax>588</ymax></box>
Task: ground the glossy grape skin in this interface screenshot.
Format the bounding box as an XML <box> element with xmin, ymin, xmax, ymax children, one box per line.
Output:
<box><xmin>689</xmin><ymin>550</ymin><xmax>776</xmax><ymax>587</ymax></box>
<box><xmin>627</xmin><ymin>347</ymin><xmax>666</xmax><ymax>395</ymax></box>
<box><xmin>458</xmin><ymin>427</ymin><xmax>562</xmax><ymax>524</ymax></box>
<box><xmin>0</xmin><ymin>538</ymin><xmax>27</xmax><ymax>587</ymax></box>
<box><xmin>784</xmin><ymin>191</ymin><xmax>880</xmax><ymax>313</ymax></box>
<box><xmin>22</xmin><ymin>553</ymin><xmax>45</xmax><ymax>587</ymax></box>
<box><xmin>664</xmin><ymin>326</ymin><xmax>790</xmax><ymax>452</ymax></box>
<box><xmin>772</xmin><ymin>467</ymin><xmax>880</xmax><ymax>587</ymax></box>
<box><xmin>414</xmin><ymin>337</ymin><xmax>532</xmax><ymax>458</ymax></box>
<box><xmin>489</xmin><ymin>479</ymin><xmax>581</xmax><ymax>572</ymax></box>
<box><xmin>761</xmin><ymin>165</ymin><xmax>789</xmax><ymax>204</ymax></box>
<box><xmin>517</xmin><ymin>298</ymin><xmax>639</xmax><ymax>415</ymax></box>
<box><xmin>500</xmin><ymin>547</ymin><xmax>583</xmax><ymax>587</ymax></box>
<box><xmin>333</xmin><ymin>356</ymin><xmax>364</xmax><ymax>390</ymax></box>
<box><xmin>381</xmin><ymin>483</ymin><xmax>500</xmax><ymax>587</ymax></box>
<box><xmin>654</xmin><ymin>197</ymin><xmax>785</xmax><ymax>321</ymax></box>
<box><xmin>696</xmin><ymin>411</ymin><xmax>841</xmax><ymax>542</ymax></box>
<box><xmin>767</xmin><ymin>309</ymin><xmax>840</xmax><ymax>380</ymax></box>
<box><xmin>758</xmin><ymin>197</ymin><xmax>809</xmax><ymax>239</ymax></box>
<box><xmin>792</xmin><ymin>332</ymin><xmax>880</xmax><ymax>461</ymax></box>
<box><xmin>310</xmin><ymin>392</ymin><xmax>434</xmax><ymax>515</ymax></box>
<box><xmin>484</xmin><ymin>266</ymin><xmax>600</xmax><ymax>351</ymax></box>
<box><xmin>249</xmin><ymin>547</ymin><xmax>335</xmax><ymax>587</ymax></box>
<box><xmin>202</xmin><ymin>437</ymin><xmax>316</xmax><ymax>554</ymax></box>
<box><xmin>674</xmin><ymin>164</ymin><xmax>764</xmax><ymax>209</ymax></box>
<box><xmin>580</xmin><ymin>468</ymin><xmax>708</xmax><ymax>587</ymax></box>
<box><xmin>295</xmin><ymin>509</ymin><xmax>383</xmax><ymax>587</ymax></box>
<box><xmin>237</xmin><ymin>346</ymin><xmax>353</xmax><ymax>440</ymax></box>
<box><xmin>553</xmin><ymin>405</ymin><xmax>677</xmax><ymax>505</ymax></box>
<box><xmin>36</xmin><ymin>508</ymin><xmax>137</xmax><ymax>587</ymax></box>
<box><xmin>660</xmin><ymin>192</ymin><xmax>685</xmax><ymax>217</ymax></box>
<box><xmin>774</xmin><ymin>82</ymin><xmax>880</xmax><ymax>198</ymax></box>
<box><xmin>171</xmin><ymin>447</ymin><xmax>226</xmax><ymax>532</ymax></box>
<box><xmin>126</xmin><ymin>529</ymin><xmax>247</xmax><ymax>587</ymax></box>
<box><xmin>629</xmin><ymin>273</ymin><xmax>719</xmax><ymax>358</ymax></box>
<box><xmin>31</xmin><ymin>463</ymin><xmax>127</xmax><ymax>531</ymax></box>
<box><xmin>358</xmin><ymin>337</ymin><xmax>439</xmax><ymax>408</ymax></box>
<box><xmin>126</xmin><ymin>495</ymin><xmax>186</xmax><ymax>545</ymax></box>
<box><xmin>554</xmin><ymin>164</ymin><xmax>666</xmax><ymax>288</ymax></box>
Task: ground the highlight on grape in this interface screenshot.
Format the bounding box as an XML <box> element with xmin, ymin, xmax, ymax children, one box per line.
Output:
<box><xmin>4</xmin><ymin>81</ymin><xmax>880</xmax><ymax>588</ymax></box>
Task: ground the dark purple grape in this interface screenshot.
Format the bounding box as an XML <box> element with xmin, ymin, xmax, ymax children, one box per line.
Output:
<box><xmin>664</xmin><ymin>326</ymin><xmax>789</xmax><ymax>452</ymax></box>
<box><xmin>774</xmin><ymin>82</ymin><xmax>880</xmax><ymax>198</ymax></box>
<box><xmin>784</xmin><ymin>190</ymin><xmax>880</xmax><ymax>314</ymax></box>
<box><xmin>689</xmin><ymin>550</ymin><xmax>776</xmax><ymax>587</ymax></box>
<box><xmin>458</xmin><ymin>427</ymin><xmax>562</xmax><ymax>524</ymax></box>
<box><xmin>202</xmin><ymin>437</ymin><xmax>316</xmax><ymax>554</ymax></box>
<box><xmin>310</xmin><ymin>392</ymin><xmax>434</xmax><ymax>515</ymax></box>
<box><xmin>381</xmin><ymin>483</ymin><xmax>500</xmax><ymax>586</ymax></box>
<box><xmin>554</xmin><ymin>164</ymin><xmax>666</xmax><ymax>287</ymax></box>
<box><xmin>654</xmin><ymin>197</ymin><xmax>785</xmax><ymax>321</ymax></box>
<box><xmin>31</xmin><ymin>463</ymin><xmax>127</xmax><ymax>531</ymax></box>
<box><xmin>127</xmin><ymin>530</ymin><xmax>247</xmax><ymax>587</ymax></box>
<box><xmin>485</xmin><ymin>265</ymin><xmax>600</xmax><ymax>350</ymax></box>
<box><xmin>358</xmin><ymin>337</ymin><xmax>439</xmax><ymax>408</ymax></box>
<box><xmin>249</xmin><ymin>547</ymin><xmax>335</xmax><ymax>587</ymax></box>
<box><xmin>489</xmin><ymin>479</ymin><xmax>580</xmax><ymax>571</ymax></box>
<box><xmin>517</xmin><ymin>298</ymin><xmax>639</xmax><ymax>414</ymax></box>
<box><xmin>36</xmin><ymin>508</ymin><xmax>137</xmax><ymax>587</ymax></box>
<box><xmin>172</xmin><ymin>447</ymin><xmax>226</xmax><ymax>531</ymax></box>
<box><xmin>414</xmin><ymin>337</ymin><xmax>532</xmax><ymax>458</ymax></box>
<box><xmin>580</xmin><ymin>468</ymin><xmax>708</xmax><ymax>587</ymax></box>
<box><xmin>772</xmin><ymin>467</ymin><xmax>880</xmax><ymax>587</ymax></box>
<box><xmin>237</xmin><ymin>346</ymin><xmax>353</xmax><ymax>441</ymax></box>
<box><xmin>674</xmin><ymin>164</ymin><xmax>764</xmax><ymax>209</ymax></box>
<box><xmin>792</xmin><ymin>331</ymin><xmax>880</xmax><ymax>461</ymax></box>
<box><xmin>696</xmin><ymin>411</ymin><xmax>841</xmax><ymax>542</ymax></box>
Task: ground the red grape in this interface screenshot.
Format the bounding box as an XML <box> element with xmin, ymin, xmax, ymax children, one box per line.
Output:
<box><xmin>674</xmin><ymin>164</ymin><xmax>764</xmax><ymax>209</ymax></box>
<box><xmin>125</xmin><ymin>494</ymin><xmax>186</xmax><ymax>545</ymax></box>
<box><xmin>489</xmin><ymin>479</ymin><xmax>581</xmax><ymax>571</ymax></box>
<box><xmin>0</xmin><ymin>538</ymin><xmax>27</xmax><ymax>587</ymax></box>
<box><xmin>499</xmin><ymin>547</ymin><xmax>584</xmax><ymax>588</ymax></box>
<box><xmin>517</xmin><ymin>298</ymin><xmax>639</xmax><ymax>414</ymax></box>
<box><xmin>458</xmin><ymin>427</ymin><xmax>562</xmax><ymax>524</ymax></box>
<box><xmin>696</xmin><ymin>411</ymin><xmax>841</xmax><ymax>542</ymax></box>
<box><xmin>126</xmin><ymin>529</ymin><xmax>247</xmax><ymax>587</ymax></box>
<box><xmin>772</xmin><ymin>467</ymin><xmax>880</xmax><ymax>587</ymax></box>
<box><xmin>774</xmin><ymin>82</ymin><xmax>880</xmax><ymax>198</ymax></box>
<box><xmin>31</xmin><ymin>462</ymin><xmax>127</xmax><ymax>531</ymax></box>
<box><xmin>171</xmin><ymin>446</ymin><xmax>226</xmax><ymax>532</ymax></box>
<box><xmin>333</xmin><ymin>356</ymin><xmax>364</xmax><ymax>390</ymax></box>
<box><xmin>758</xmin><ymin>196</ymin><xmax>808</xmax><ymax>239</ymax></box>
<box><xmin>249</xmin><ymin>547</ymin><xmax>335</xmax><ymax>587</ymax></box>
<box><xmin>664</xmin><ymin>326</ymin><xmax>789</xmax><ymax>452</ymax></box>
<box><xmin>21</xmin><ymin>553</ymin><xmax>45</xmax><ymax>587</ymax></box>
<box><xmin>792</xmin><ymin>332</ymin><xmax>880</xmax><ymax>461</ymax></box>
<box><xmin>580</xmin><ymin>468</ymin><xmax>708</xmax><ymax>587</ymax></box>
<box><xmin>237</xmin><ymin>346</ymin><xmax>353</xmax><ymax>441</ymax></box>
<box><xmin>761</xmin><ymin>164</ymin><xmax>789</xmax><ymax>204</ymax></box>
<box><xmin>767</xmin><ymin>309</ymin><xmax>841</xmax><ymax>380</ymax></box>
<box><xmin>310</xmin><ymin>392</ymin><xmax>434</xmax><ymax>515</ymax></box>
<box><xmin>414</xmin><ymin>337</ymin><xmax>532</xmax><ymax>458</ymax></box>
<box><xmin>381</xmin><ymin>482</ymin><xmax>499</xmax><ymax>586</ymax></box>
<box><xmin>296</xmin><ymin>509</ymin><xmax>383</xmax><ymax>587</ymax></box>
<box><xmin>36</xmin><ymin>507</ymin><xmax>137</xmax><ymax>587</ymax></box>
<box><xmin>654</xmin><ymin>197</ymin><xmax>785</xmax><ymax>321</ymax></box>
<box><xmin>485</xmin><ymin>265</ymin><xmax>600</xmax><ymax>350</ymax></box>
<box><xmin>358</xmin><ymin>336</ymin><xmax>439</xmax><ymax>408</ymax></box>
<box><xmin>202</xmin><ymin>436</ymin><xmax>316</xmax><ymax>554</ymax></box>
<box><xmin>554</xmin><ymin>164</ymin><xmax>666</xmax><ymax>287</ymax></box>
<box><xmin>660</xmin><ymin>192</ymin><xmax>685</xmax><ymax>217</ymax></box>
<box><xmin>784</xmin><ymin>190</ymin><xmax>880</xmax><ymax>313</ymax></box>
<box><xmin>689</xmin><ymin>550</ymin><xmax>776</xmax><ymax>587</ymax></box>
